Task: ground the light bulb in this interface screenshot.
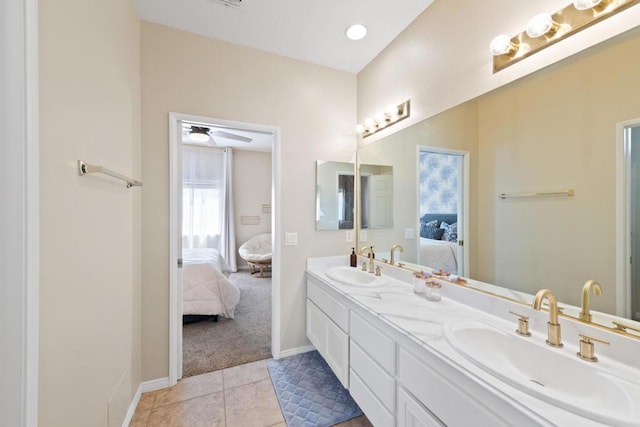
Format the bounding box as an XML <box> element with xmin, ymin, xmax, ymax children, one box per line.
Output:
<box><xmin>490</xmin><ymin>34</ymin><xmax>517</xmax><ymax>56</ymax></box>
<box><xmin>374</xmin><ymin>112</ymin><xmax>387</xmax><ymax>124</ymax></box>
<box><xmin>526</xmin><ymin>13</ymin><xmax>557</xmax><ymax>38</ymax></box>
<box><xmin>364</xmin><ymin>118</ymin><xmax>375</xmax><ymax>130</ymax></box>
<box><xmin>355</xmin><ymin>124</ymin><xmax>365</xmax><ymax>134</ymax></box>
<box><xmin>573</xmin><ymin>0</ymin><xmax>604</xmax><ymax>10</ymax></box>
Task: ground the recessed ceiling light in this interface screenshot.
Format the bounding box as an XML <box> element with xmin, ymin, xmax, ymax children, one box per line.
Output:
<box><xmin>346</xmin><ymin>24</ymin><xmax>367</xmax><ymax>41</ymax></box>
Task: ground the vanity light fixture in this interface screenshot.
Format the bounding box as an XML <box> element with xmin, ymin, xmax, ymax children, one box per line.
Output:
<box><xmin>356</xmin><ymin>100</ymin><xmax>410</xmax><ymax>138</ymax></box>
<box><xmin>346</xmin><ymin>24</ymin><xmax>367</xmax><ymax>41</ymax></box>
<box><xmin>491</xmin><ymin>0</ymin><xmax>640</xmax><ymax>73</ymax></box>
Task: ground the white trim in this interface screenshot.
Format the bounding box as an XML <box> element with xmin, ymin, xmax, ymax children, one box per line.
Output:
<box><xmin>168</xmin><ymin>113</ymin><xmax>281</xmax><ymax>380</ymax></box>
<box><xmin>276</xmin><ymin>344</ymin><xmax>316</xmax><ymax>359</ymax></box>
<box><xmin>1</xmin><ymin>1</ymin><xmax>39</xmax><ymax>426</ymax></box>
<box><xmin>25</xmin><ymin>0</ymin><xmax>40</xmax><ymax>423</ymax></box>
<box><xmin>121</xmin><ymin>377</ymin><xmax>171</xmax><ymax>427</ymax></box>
<box><xmin>416</xmin><ymin>146</ymin><xmax>470</xmax><ymax>277</ymax></box>
<box><xmin>140</xmin><ymin>377</ymin><xmax>172</xmax><ymax>393</ymax></box>
<box><xmin>616</xmin><ymin>118</ymin><xmax>640</xmax><ymax>318</ymax></box>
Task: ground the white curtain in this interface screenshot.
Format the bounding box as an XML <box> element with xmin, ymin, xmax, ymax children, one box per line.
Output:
<box><xmin>221</xmin><ymin>148</ymin><xmax>237</xmax><ymax>272</ymax></box>
<box><xmin>181</xmin><ymin>145</ymin><xmax>237</xmax><ymax>271</ymax></box>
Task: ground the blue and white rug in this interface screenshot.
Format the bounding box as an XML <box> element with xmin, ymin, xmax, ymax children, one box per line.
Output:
<box><xmin>267</xmin><ymin>351</ymin><xmax>363</xmax><ymax>427</ymax></box>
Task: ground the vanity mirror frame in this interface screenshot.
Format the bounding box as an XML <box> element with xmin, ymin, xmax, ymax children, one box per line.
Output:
<box><xmin>354</xmin><ymin>27</ymin><xmax>640</xmax><ymax>339</ymax></box>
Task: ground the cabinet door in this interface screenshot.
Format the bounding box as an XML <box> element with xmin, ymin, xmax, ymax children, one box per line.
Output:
<box><xmin>306</xmin><ymin>299</ymin><xmax>349</xmax><ymax>388</ymax></box>
<box><xmin>398</xmin><ymin>387</ymin><xmax>444</xmax><ymax>427</ymax></box>
<box><xmin>325</xmin><ymin>318</ymin><xmax>349</xmax><ymax>388</ymax></box>
<box><xmin>306</xmin><ymin>300</ymin><xmax>325</xmax><ymax>351</ymax></box>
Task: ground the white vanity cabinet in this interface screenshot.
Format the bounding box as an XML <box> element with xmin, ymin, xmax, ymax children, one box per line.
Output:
<box><xmin>349</xmin><ymin>311</ymin><xmax>396</xmax><ymax>427</ymax></box>
<box><xmin>306</xmin><ymin>276</ymin><xmax>349</xmax><ymax>387</ymax></box>
<box><xmin>306</xmin><ymin>268</ymin><xmax>553</xmax><ymax>427</ymax></box>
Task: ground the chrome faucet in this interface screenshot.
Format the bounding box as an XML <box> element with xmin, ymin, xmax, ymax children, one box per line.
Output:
<box><xmin>579</xmin><ymin>280</ymin><xmax>602</xmax><ymax>322</ymax></box>
<box><xmin>390</xmin><ymin>244</ymin><xmax>404</xmax><ymax>266</ymax></box>
<box><xmin>533</xmin><ymin>289</ymin><xmax>563</xmax><ymax>348</ymax></box>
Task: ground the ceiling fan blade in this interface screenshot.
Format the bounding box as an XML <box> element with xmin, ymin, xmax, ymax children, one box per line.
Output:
<box><xmin>211</xmin><ymin>130</ymin><xmax>253</xmax><ymax>143</ymax></box>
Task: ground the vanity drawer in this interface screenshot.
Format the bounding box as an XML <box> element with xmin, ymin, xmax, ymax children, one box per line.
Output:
<box><xmin>350</xmin><ymin>340</ymin><xmax>395</xmax><ymax>413</ymax></box>
<box><xmin>307</xmin><ymin>277</ymin><xmax>349</xmax><ymax>332</ymax></box>
<box><xmin>398</xmin><ymin>348</ymin><xmax>538</xmax><ymax>427</ymax></box>
<box><xmin>349</xmin><ymin>311</ymin><xmax>395</xmax><ymax>373</ymax></box>
<box><xmin>349</xmin><ymin>369</ymin><xmax>394</xmax><ymax>427</ymax></box>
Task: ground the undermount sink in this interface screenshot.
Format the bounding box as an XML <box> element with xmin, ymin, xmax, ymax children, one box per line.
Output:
<box><xmin>325</xmin><ymin>266</ymin><xmax>387</xmax><ymax>287</ymax></box>
<box><xmin>444</xmin><ymin>320</ymin><xmax>640</xmax><ymax>426</ymax></box>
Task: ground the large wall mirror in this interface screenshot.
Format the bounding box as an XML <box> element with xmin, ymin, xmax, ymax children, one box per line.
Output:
<box><xmin>357</xmin><ymin>26</ymin><xmax>640</xmax><ymax>330</ymax></box>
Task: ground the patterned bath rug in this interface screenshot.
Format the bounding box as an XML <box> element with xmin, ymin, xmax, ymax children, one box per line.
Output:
<box><xmin>267</xmin><ymin>350</ymin><xmax>363</xmax><ymax>427</ymax></box>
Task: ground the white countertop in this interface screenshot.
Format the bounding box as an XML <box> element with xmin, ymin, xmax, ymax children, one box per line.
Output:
<box><xmin>307</xmin><ymin>255</ymin><xmax>640</xmax><ymax>427</ymax></box>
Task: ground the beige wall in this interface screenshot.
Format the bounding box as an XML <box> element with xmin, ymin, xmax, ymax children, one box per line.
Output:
<box><xmin>141</xmin><ymin>22</ymin><xmax>357</xmax><ymax>381</ymax></box>
<box><xmin>357</xmin><ymin>0</ymin><xmax>640</xmax><ymax>146</ymax></box>
<box><xmin>39</xmin><ymin>0</ymin><xmax>141</xmax><ymax>425</ymax></box>
<box><xmin>234</xmin><ymin>150</ymin><xmax>272</xmax><ymax>269</ymax></box>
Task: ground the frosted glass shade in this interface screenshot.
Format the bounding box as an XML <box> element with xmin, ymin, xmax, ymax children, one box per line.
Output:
<box><xmin>526</xmin><ymin>13</ymin><xmax>555</xmax><ymax>38</ymax></box>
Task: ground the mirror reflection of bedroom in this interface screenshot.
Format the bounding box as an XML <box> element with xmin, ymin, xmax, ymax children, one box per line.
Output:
<box><xmin>180</xmin><ymin>119</ymin><xmax>274</xmax><ymax>377</ymax></box>
<box><xmin>418</xmin><ymin>149</ymin><xmax>465</xmax><ymax>275</ymax></box>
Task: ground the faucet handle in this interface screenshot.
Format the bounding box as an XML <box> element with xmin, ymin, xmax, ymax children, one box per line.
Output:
<box><xmin>361</xmin><ymin>262</ymin><xmax>367</xmax><ymax>271</ymax></box>
<box><xmin>577</xmin><ymin>333</ymin><xmax>610</xmax><ymax>362</ymax></box>
<box><xmin>375</xmin><ymin>266</ymin><xmax>381</xmax><ymax>276</ymax></box>
<box><xmin>509</xmin><ymin>311</ymin><xmax>532</xmax><ymax>337</ymax></box>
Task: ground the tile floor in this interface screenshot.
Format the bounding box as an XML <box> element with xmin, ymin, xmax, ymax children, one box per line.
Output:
<box><xmin>130</xmin><ymin>359</ymin><xmax>373</xmax><ymax>427</ymax></box>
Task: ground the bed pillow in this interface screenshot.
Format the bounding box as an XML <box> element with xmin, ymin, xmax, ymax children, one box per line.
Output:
<box><xmin>419</xmin><ymin>219</ymin><xmax>438</xmax><ymax>238</ymax></box>
<box><xmin>421</xmin><ymin>222</ymin><xmax>444</xmax><ymax>240</ymax></box>
<box><xmin>440</xmin><ymin>222</ymin><xmax>458</xmax><ymax>242</ymax></box>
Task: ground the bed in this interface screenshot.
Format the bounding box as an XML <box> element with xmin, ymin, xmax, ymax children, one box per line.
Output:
<box><xmin>419</xmin><ymin>213</ymin><xmax>459</xmax><ymax>274</ymax></box>
<box><xmin>182</xmin><ymin>248</ymin><xmax>241</xmax><ymax>319</ymax></box>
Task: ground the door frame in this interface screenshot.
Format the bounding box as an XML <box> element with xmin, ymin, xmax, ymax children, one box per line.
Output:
<box><xmin>416</xmin><ymin>146</ymin><xmax>470</xmax><ymax>277</ymax></box>
<box><xmin>168</xmin><ymin>112</ymin><xmax>280</xmax><ymax>384</ymax></box>
<box><xmin>2</xmin><ymin>0</ymin><xmax>39</xmax><ymax>425</ymax></box>
<box><xmin>616</xmin><ymin>118</ymin><xmax>640</xmax><ymax>318</ymax></box>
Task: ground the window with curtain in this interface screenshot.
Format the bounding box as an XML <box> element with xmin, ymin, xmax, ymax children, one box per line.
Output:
<box><xmin>182</xmin><ymin>145</ymin><xmax>224</xmax><ymax>249</ymax></box>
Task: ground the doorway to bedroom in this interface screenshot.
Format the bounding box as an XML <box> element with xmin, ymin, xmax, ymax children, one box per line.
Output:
<box><xmin>169</xmin><ymin>113</ymin><xmax>278</xmax><ymax>380</ymax></box>
<box><xmin>417</xmin><ymin>147</ymin><xmax>469</xmax><ymax>276</ymax></box>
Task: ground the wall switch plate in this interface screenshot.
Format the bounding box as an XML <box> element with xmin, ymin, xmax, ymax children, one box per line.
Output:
<box><xmin>359</xmin><ymin>230</ymin><xmax>367</xmax><ymax>242</ymax></box>
<box><xmin>285</xmin><ymin>232</ymin><xmax>298</xmax><ymax>246</ymax></box>
<box><xmin>404</xmin><ymin>228</ymin><xmax>415</xmax><ymax>240</ymax></box>
<box><xmin>345</xmin><ymin>230</ymin><xmax>354</xmax><ymax>243</ymax></box>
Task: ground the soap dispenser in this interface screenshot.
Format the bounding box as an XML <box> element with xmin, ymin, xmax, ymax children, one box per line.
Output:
<box><xmin>350</xmin><ymin>248</ymin><xmax>357</xmax><ymax>267</ymax></box>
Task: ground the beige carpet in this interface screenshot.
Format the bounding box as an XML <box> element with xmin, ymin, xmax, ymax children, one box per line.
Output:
<box><xmin>182</xmin><ymin>271</ymin><xmax>272</xmax><ymax>377</ymax></box>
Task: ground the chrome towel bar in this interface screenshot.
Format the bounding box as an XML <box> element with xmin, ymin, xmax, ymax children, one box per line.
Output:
<box><xmin>78</xmin><ymin>160</ymin><xmax>142</xmax><ymax>188</ymax></box>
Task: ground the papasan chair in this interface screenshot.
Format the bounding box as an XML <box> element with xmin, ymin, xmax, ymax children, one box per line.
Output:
<box><xmin>239</xmin><ymin>233</ymin><xmax>272</xmax><ymax>278</ymax></box>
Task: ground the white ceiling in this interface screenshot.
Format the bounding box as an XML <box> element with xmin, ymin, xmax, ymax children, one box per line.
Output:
<box><xmin>134</xmin><ymin>0</ymin><xmax>434</xmax><ymax>73</ymax></box>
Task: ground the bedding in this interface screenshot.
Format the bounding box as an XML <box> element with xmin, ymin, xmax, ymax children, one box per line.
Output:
<box><xmin>182</xmin><ymin>248</ymin><xmax>240</xmax><ymax>318</ymax></box>
<box><xmin>419</xmin><ymin>237</ymin><xmax>458</xmax><ymax>274</ymax></box>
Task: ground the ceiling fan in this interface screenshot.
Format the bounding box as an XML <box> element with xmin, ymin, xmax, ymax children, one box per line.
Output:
<box><xmin>183</xmin><ymin>124</ymin><xmax>253</xmax><ymax>145</ymax></box>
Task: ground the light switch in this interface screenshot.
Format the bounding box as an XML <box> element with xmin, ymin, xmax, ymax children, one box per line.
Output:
<box><xmin>404</xmin><ymin>228</ymin><xmax>415</xmax><ymax>240</ymax></box>
<box><xmin>285</xmin><ymin>232</ymin><xmax>298</xmax><ymax>246</ymax></box>
<box><xmin>345</xmin><ymin>230</ymin><xmax>354</xmax><ymax>243</ymax></box>
<box><xmin>359</xmin><ymin>230</ymin><xmax>367</xmax><ymax>242</ymax></box>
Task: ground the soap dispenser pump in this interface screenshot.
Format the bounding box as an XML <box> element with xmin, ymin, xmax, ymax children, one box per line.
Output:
<box><xmin>350</xmin><ymin>248</ymin><xmax>357</xmax><ymax>267</ymax></box>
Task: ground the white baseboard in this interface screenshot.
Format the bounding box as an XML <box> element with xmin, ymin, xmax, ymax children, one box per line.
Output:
<box><xmin>121</xmin><ymin>377</ymin><xmax>171</xmax><ymax>427</ymax></box>
<box><xmin>276</xmin><ymin>344</ymin><xmax>315</xmax><ymax>359</ymax></box>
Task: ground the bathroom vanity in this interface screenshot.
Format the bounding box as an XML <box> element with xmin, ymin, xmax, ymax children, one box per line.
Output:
<box><xmin>306</xmin><ymin>256</ymin><xmax>640</xmax><ymax>427</ymax></box>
